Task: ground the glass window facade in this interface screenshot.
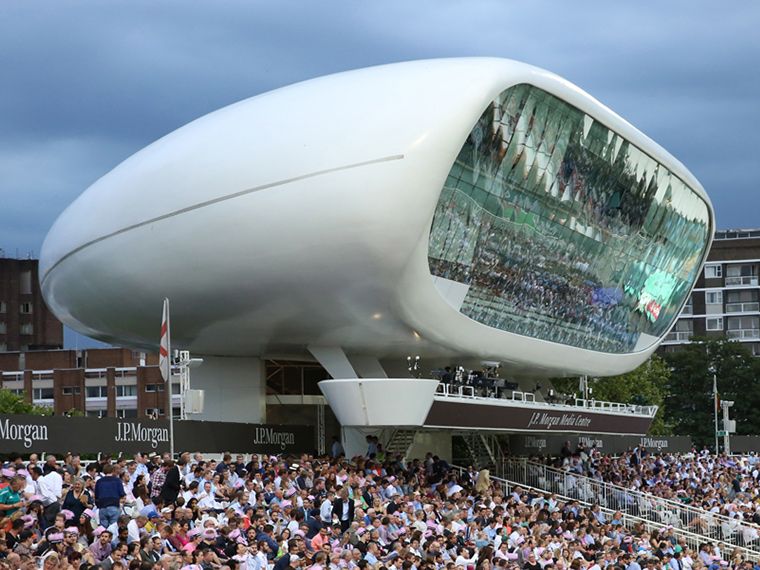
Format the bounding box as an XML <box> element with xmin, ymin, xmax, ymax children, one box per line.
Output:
<box><xmin>428</xmin><ymin>84</ymin><xmax>711</xmax><ymax>354</ymax></box>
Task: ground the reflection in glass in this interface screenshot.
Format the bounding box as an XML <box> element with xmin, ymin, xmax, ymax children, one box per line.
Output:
<box><xmin>428</xmin><ymin>84</ymin><xmax>710</xmax><ymax>354</ymax></box>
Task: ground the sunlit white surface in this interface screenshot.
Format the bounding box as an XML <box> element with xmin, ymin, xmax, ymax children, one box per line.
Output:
<box><xmin>319</xmin><ymin>378</ymin><xmax>438</xmax><ymax>426</ymax></box>
<box><xmin>40</xmin><ymin>58</ymin><xmax>713</xmax><ymax>377</ymax></box>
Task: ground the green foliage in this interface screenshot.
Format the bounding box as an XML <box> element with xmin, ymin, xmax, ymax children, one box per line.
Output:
<box><xmin>551</xmin><ymin>355</ymin><xmax>671</xmax><ymax>435</ymax></box>
<box><xmin>0</xmin><ymin>388</ymin><xmax>52</xmax><ymax>416</ymax></box>
<box><xmin>663</xmin><ymin>337</ymin><xmax>760</xmax><ymax>446</ymax></box>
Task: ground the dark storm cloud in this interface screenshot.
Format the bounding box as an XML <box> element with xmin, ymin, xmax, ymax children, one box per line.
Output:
<box><xmin>1</xmin><ymin>0</ymin><xmax>759</xmax><ymax>259</ymax></box>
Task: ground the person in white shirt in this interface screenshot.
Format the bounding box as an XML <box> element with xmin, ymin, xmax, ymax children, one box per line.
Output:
<box><xmin>198</xmin><ymin>482</ymin><xmax>221</xmax><ymax>511</ymax></box>
<box><xmin>126</xmin><ymin>515</ymin><xmax>147</xmax><ymax>544</ymax></box>
<box><xmin>39</xmin><ymin>458</ymin><xmax>64</xmax><ymax>524</ymax></box>
<box><xmin>183</xmin><ymin>481</ymin><xmax>201</xmax><ymax>503</ymax></box>
<box><xmin>252</xmin><ymin>541</ymin><xmax>268</xmax><ymax>570</ymax></box>
<box><xmin>320</xmin><ymin>491</ymin><xmax>335</xmax><ymax>523</ymax></box>
<box><xmin>24</xmin><ymin>466</ymin><xmax>44</xmax><ymax>498</ymax></box>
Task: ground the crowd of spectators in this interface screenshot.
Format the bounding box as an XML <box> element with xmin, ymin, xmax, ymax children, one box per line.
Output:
<box><xmin>0</xmin><ymin>446</ymin><xmax>752</xmax><ymax>570</ymax></box>
<box><xmin>530</xmin><ymin>444</ymin><xmax>760</xmax><ymax>542</ymax></box>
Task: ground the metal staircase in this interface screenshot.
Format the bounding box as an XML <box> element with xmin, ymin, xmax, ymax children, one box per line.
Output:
<box><xmin>385</xmin><ymin>429</ymin><xmax>417</xmax><ymax>459</ymax></box>
<box><xmin>461</xmin><ymin>433</ymin><xmax>505</xmax><ymax>472</ymax></box>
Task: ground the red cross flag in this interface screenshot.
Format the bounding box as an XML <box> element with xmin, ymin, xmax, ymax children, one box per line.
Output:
<box><xmin>159</xmin><ymin>298</ymin><xmax>171</xmax><ymax>382</ymax></box>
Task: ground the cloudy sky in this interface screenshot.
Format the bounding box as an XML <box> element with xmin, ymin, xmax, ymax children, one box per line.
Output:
<box><xmin>1</xmin><ymin>1</ymin><xmax>758</xmax><ymax>344</ymax></box>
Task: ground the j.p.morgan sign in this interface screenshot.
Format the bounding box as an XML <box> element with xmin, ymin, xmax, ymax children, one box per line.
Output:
<box><xmin>0</xmin><ymin>414</ymin><xmax>314</xmax><ymax>454</ymax></box>
<box><xmin>253</xmin><ymin>427</ymin><xmax>295</xmax><ymax>450</ymax></box>
<box><xmin>115</xmin><ymin>422</ymin><xmax>170</xmax><ymax>449</ymax></box>
<box><xmin>508</xmin><ymin>433</ymin><xmax>694</xmax><ymax>456</ymax></box>
<box><xmin>175</xmin><ymin>421</ymin><xmax>313</xmax><ymax>455</ymax></box>
<box><xmin>0</xmin><ymin>418</ymin><xmax>49</xmax><ymax>449</ymax></box>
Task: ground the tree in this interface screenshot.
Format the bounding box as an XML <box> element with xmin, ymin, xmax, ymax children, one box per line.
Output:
<box><xmin>664</xmin><ymin>337</ymin><xmax>760</xmax><ymax>447</ymax></box>
<box><xmin>551</xmin><ymin>354</ymin><xmax>671</xmax><ymax>435</ymax></box>
<box><xmin>0</xmin><ymin>389</ymin><xmax>52</xmax><ymax>416</ymax></box>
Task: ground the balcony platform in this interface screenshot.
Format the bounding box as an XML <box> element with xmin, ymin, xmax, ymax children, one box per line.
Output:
<box><xmin>319</xmin><ymin>379</ymin><xmax>655</xmax><ymax>435</ymax></box>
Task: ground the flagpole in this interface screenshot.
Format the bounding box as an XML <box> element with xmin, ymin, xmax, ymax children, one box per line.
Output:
<box><xmin>713</xmin><ymin>371</ymin><xmax>719</xmax><ymax>455</ymax></box>
<box><xmin>167</xmin><ymin>298</ymin><xmax>174</xmax><ymax>458</ymax></box>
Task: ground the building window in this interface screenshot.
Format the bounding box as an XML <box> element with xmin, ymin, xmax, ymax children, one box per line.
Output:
<box><xmin>20</xmin><ymin>271</ymin><xmax>32</xmax><ymax>295</ymax></box>
<box><xmin>705</xmin><ymin>291</ymin><xmax>723</xmax><ymax>305</ymax></box>
<box><xmin>172</xmin><ymin>407</ymin><xmax>181</xmax><ymax>417</ymax></box>
<box><xmin>727</xmin><ymin>264</ymin><xmax>757</xmax><ymax>277</ymax></box>
<box><xmin>61</xmin><ymin>386</ymin><xmax>81</xmax><ymax>396</ymax></box>
<box><xmin>145</xmin><ymin>383</ymin><xmax>165</xmax><ymax>393</ymax></box>
<box><xmin>19</xmin><ymin>302</ymin><xmax>33</xmax><ymax>314</ymax></box>
<box><xmin>426</xmin><ymin>83</ymin><xmax>711</xmax><ymax>355</ymax></box>
<box><xmin>33</xmin><ymin>388</ymin><xmax>54</xmax><ymax>400</ymax></box>
<box><xmin>86</xmin><ymin>410</ymin><xmax>106</xmax><ymax>418</ymax></box>
<box><xmin>171</xmin><ymin>383</ymin><xmax>181</xmax><ymax>395</ymax></box>
<box><xmin>85</xmin><ymin>386</ymin><xmax>108</xmax><ymax>398</ymax></box>
<box><xmin>0</xmin><ymin>302</ymin><xmax>5</xmax><ymax>313</ymax></box>
<box><xmin>0</xmin><ymin>322</ymin><xmax>5</xmax><ymax>334</ymax></box>
<box><xmin>727</xmin><ymin>316</ymin><xmax>760</xmax><ymax>339</ymax></box>
<box><xmin>116</xmin><ymin>385</ymin><xmax>137</xmax><ymax>397</ymax></box>
<box><xmin>19</xmin><ymin>323</ymin><xmax>33</xmax><ymax>335</ymax></box>
<box><xmin>704</xmin><ymin>265</ymin><xmax>722</xmax><ymax>279</ymax></box>
<box><xmin>9</xmin><ymin>388</ymin><xmax>23</xmax><ymax>396</ymax></box>
<box><xmin>116</xmin><ymin>409</ymin><xmax>138</xmax><ymax>418</ymax></box>
<box><xmin>706</xmin><ymin>317</ymin><xmax>723</xmax><ymax>331</ymax></box>
<box><xmin>145</xmin><ymin>408</ymin><xmax>165</xmax><ymax>418</ymax></box>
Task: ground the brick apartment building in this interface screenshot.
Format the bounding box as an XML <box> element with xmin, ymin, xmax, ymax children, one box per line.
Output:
<box><xmin>661</xmin><ymin>229</ymin><xmax>760</xmax><ymax>356</ymax></box>
<box><xmin>0</xmin><ymin>258</ymin><xmax>63</xmax><ymax>352</ymax></box>
<box><xmin>0</xmin><ymin>347</ymin><xmax>181</xmax><ymax>418</ymax></box>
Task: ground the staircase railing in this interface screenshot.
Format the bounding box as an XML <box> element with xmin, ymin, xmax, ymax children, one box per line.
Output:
<box><xmin>502</xmin><ymin>458</ymin><xmax>760</xmax><ymax>549</ymax></box>
<box><xmin>384</xmin><ymin>429</ymin><xmax>416</xmax><ymax>459</ymax></box>
<box><xmin>451</xmin><ymin>464</ymin><xmax>760</xmax><ymax>561</ymax></box>
<box><xmin>461</xmin><ymin>433</ymin><xmax>508</xmax><ymax>471</ymax></box>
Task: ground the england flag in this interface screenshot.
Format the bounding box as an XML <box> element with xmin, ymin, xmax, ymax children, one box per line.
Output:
<box><xmin>159</xmin><ymin>298</ymin><xmax>171</xmax><ymax>382</ymax></box>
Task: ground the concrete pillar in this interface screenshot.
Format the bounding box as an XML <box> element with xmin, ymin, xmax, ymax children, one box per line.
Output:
<box><xmin>53</xmin><ymin>369</ymin><xmax>85</xmax><ymax>415</ymax></box>
<box><xmin>341</xmin><ymin>426</ymin><xmax>373</xmax><ymax>459</ymax></box>
<box><xmin>106</xmin><ymin>368</ymin><xmax>116</xmax><ymax>417</ymax></box>
<box><xmin>189</xmin><ymin>356</ymin><xmax>266</xmax><ymax>423</ymax></box>
<box><xmin>22</xmin><ymin>370</ymin><xmax>32</xmax><ymax>404</ymax></box>
<box><xmin>307</xmin><ymin>346</ymin><xmax>356</xmax><ymax>379</ymax></box>
<box><xmin>407</xmin><ymin>432</ymin><xmax>452</xmax><ymax>463</ymax></box>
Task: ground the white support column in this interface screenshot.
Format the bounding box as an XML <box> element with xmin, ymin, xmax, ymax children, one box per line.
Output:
<box><xmin>307</xmin><ymin>345</ymin><xmax>357</xmax><ymax>379</ymax></box>
<box><xmin>189</xmin><ymin>356</ymin><xmax>266</xmax><ymax>423</ymax></box>
<box><xmin>340</xmin><ymin>426</ymin><xmax>391</xmax><ymax>459</ymax></box>
<box><xmin>407</xmin><ymin>432</ymin><xmax>452</xmax><ymax>463</ymax></box>
<box><xmin>348</xmin><ymin>356</ymin><xmax>388</xmax><ymax>378</ymax></box>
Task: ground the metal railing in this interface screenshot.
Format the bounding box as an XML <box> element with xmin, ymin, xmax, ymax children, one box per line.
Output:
<box><xmin>726</xmin><ymin>302</ymin><xmax>760</xmax><ymax>313</ymax></box>
<box><xmin>664</xmin><ymin>330</ymin><xmax>692</xmax><ymax>343</ymax></box>
<box><xmin>574</xmin><ymin>398</ymin><xmax>658</xmax><ymax>416</ymax></box>
<box><xmin>726</xmin><ymin>276</ymin><xmax>759</xmax><ymax>287</ymax></box>
<box><xmin>434</xmin><ymin>382</ymin><xmax>656</xmax><ymax>417</ymax></box>
<box><xmin>727</xmin><ymin>328</ymin><xmax>760</xmax><ymax>340</ymax></box>
<box><xmin>452</xmin><ymin>464</ymin><xmax>760</xmax><ymax>561</ymax></box>
<box><xmin>501</xmin><ymin>458</ymin><xmax>760</xmax><ymax>551</ymax></box>
<box><xmin>435</xmin><ymin>384</ymin><xmax>476</xmax><ymax>398</ymax></box>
